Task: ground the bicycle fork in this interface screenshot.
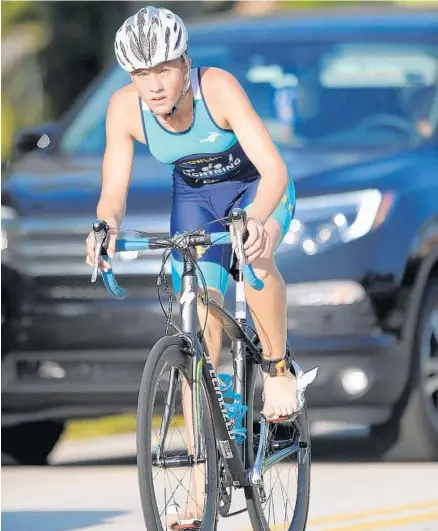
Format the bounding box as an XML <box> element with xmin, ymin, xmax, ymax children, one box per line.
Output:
<box><xmin>155</xmin><ymin>250</ymin><xmax>205</xmax><ymax>468</ymax></box>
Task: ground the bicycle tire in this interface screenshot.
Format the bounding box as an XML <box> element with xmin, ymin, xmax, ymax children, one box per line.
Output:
<box><xmin>244</xmin><ymin>357</ymin><xmax>311</xmax><ymax>531</ymax></box>
<box><xmin>137</xmin><ymin>335</ymin><xmax>219</xmax><ymax>531</ymax></box>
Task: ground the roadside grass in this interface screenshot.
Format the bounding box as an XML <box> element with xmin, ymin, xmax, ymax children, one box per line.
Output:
<box><xmin>63</xmin><ymin>414</ymin><xmax>137</xmax><ymax>441</ymax></box>
<box><xmin>63</xmin><ymin>414</ymin><xmax>186</xmax><ymax>441</ymax></box>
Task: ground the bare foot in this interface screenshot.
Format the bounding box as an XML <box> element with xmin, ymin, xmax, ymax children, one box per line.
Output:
<box><xmin>262</xmin><ymin>371</ymin><xmax>298</xmax><ymax>419</ymax></box>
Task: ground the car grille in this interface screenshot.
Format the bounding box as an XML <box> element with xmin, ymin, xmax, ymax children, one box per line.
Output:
<box><xmin>11</xmin><ymin>214</ymin><xmax>173</xmax><ymax>279</ymax></box>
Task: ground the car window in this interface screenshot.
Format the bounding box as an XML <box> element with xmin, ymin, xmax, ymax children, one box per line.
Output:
<box><xmin>189</xmin><ymin>38</ymin><xmax>438</xmax><ymax>148</ymax></box>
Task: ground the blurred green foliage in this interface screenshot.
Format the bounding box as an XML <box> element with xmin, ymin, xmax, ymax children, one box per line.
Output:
<box><xmin>1</xmin><ymin>2</ymin><xmax>49</xmax><ymax>161</ymax></box>
<box><xmin>1</xmin><ymin>1</ymin><xmax>41</xmax><ymax>35</ymax></box>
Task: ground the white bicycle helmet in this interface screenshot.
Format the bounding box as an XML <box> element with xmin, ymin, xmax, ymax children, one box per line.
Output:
<box><xmin>114</xmin><ymin>6</ymin><xmax>188</xmax><ymax>73</ymax></box>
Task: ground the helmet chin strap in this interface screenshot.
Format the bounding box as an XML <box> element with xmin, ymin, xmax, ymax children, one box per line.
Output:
<box><xmin>152</xmin><ymin>53</ymin><xmax>191</xmax><ymax>119</ymax></box>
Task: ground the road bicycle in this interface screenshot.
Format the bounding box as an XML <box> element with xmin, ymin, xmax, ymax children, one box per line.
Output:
<box><xmin>90</xmin><ymin>207</ymin><xmax>317</xmax><ymax>531</ymax></box>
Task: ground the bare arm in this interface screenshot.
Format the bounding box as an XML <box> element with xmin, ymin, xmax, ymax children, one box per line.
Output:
<box><xmin>97</xmin><ymin>91</ymin><xmax>135</xmax><ymax>231</ymax></box>
<box><xmin>86</xmin><ymin>91</ymin><xmax>135</xmax><ymax>265</ymax></box>
<box><xmin>207</xmin><ymin>68</ymin><xmax>289</xmax><ymax>224</ymax></box>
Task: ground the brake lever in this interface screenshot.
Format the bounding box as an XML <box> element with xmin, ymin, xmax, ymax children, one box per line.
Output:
<box><xmin>91</xmin><ymin>220</ymin><xmax>110</xmax><ymax>283</ymax></box>
<box><xmin>229</xmin><ymin>208</ymin><xmax>248</xmax><ymax>268</ymax></box>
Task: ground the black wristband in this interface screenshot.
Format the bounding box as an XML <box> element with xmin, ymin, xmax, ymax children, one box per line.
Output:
<box><xmin>260</xmin><ymin>347</ymin><xmax>293</xmax><ymax>377</ymax></box>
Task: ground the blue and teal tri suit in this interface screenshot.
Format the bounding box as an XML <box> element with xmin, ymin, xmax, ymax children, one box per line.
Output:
<box><xmin>140</xmin><ymin>67</ymin><xmax>296</xmax><ymax>296</ymax></box>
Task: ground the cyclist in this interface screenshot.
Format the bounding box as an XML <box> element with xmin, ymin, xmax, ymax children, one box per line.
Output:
<box><xmin>85</xmin><ymin>6</ymin><xmax>300</xmax><ymax>526</ymax></box>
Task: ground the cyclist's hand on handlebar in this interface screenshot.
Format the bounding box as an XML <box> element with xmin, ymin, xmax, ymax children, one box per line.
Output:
<box><xmin>85</xmin><ymin>227</ymin><xmax>117</xmax><ymax>272</ymax></box>
<box><xmin>243</xmin><ymin>215</ymin><xmax>270</xmax><ymax>264</ymax></box>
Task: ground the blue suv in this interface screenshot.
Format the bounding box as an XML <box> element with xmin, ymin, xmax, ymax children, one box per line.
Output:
<box><xmin>2</xmin><ymin>6</ymin><xmax>438</xmax><ymax>464</ymax></box>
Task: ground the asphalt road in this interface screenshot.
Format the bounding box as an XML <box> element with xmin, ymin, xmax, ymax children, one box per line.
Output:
<box><xmin>2</xmin><ymin>431</ymin><xmax>438</xmax><ymax>531</ymax></box>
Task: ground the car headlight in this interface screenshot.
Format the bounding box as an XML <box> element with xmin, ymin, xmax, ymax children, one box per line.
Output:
<box><xmin>281</xmin><ymin>189</ymin><xmax>393</xmax><ymax>255</ymax></box>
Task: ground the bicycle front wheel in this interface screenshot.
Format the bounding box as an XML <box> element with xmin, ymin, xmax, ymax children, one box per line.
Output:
<box><xmin>244</xmin><ymin>359</ymin><xmax>311</xmax><ymax>531</ymax></box>
<box><xmin>137</xmin><ymin>336</ymin><xmax>218</xmax><ymax>531</ymax></box>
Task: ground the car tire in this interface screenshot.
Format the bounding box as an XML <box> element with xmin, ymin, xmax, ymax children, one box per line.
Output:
<box><xmin>371</xmin><ymin>280</ymin><xmax>438</xmax><ymax>461</ymax></box>
<box><xmin>2</xmin><ymin>420</ymin><xmax>65</xmax><ymax>465</ymax></box>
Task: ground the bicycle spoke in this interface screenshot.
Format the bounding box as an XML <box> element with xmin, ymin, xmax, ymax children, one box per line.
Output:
<box><xmin>159</xmin><ymin>466</ymin><xmax>191</xmax><ymax>519</ymax></box>
<box><xmin>167</xmin><ymin>466</ymin><xmax>206</xmax><ymax>517</ymax></box>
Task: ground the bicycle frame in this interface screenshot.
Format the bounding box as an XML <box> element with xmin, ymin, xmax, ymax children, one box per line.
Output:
<box><xmin>91</xmin><ymin>213</ymin><xmax>307</xmax><ymax>490</ymax></box>
<box><xmin>159</xmin><ymin>248</ymin><xmax>302</xmax><ymax>488</ymax></box>
<box><xmin>176</xmin><ymin>247</ymin><xmax>253</xmax><ymax>486</ymax></box>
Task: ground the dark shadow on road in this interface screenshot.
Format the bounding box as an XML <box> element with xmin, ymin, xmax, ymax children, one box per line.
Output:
<box><xmin>1</xmin><ymin>510</ymin><xmax>126</xmax><ymax>531</ymax></box>
<box><xmin>311</xmin><ymin>434</ymin><xmax>386</xmax><ymax>462</ymax></box>
<box><xmin>52</xmin><ymin>455</ymin><xmax>138</xmax><ymax>467</ymax></box>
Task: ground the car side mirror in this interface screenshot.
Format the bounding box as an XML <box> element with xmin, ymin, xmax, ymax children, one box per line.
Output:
<box><xmin>10</xmin><ymin>122</ymin><xmax>58</xmax><ymax>162</ymax></box>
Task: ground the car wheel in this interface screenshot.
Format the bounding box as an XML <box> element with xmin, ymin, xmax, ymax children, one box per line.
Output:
<box><xmin>2</xmin><ymin>420</ymin><xmax>65</xmax><ymax>465</ymax></box>
<box><xmin>371</xmin><ymin>281</ymin><xmax>438</xmax><ymax>461</ymax></box>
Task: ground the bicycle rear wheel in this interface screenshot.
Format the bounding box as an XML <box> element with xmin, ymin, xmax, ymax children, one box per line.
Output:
<box><xmin>137</xmin><ymin>336</ymin><xmax>218</xmax><ymax>531</ymax></box>
<box><xmin>244</xmin><ymin>358</ymin><xmax>311</xmax><ymax>531</ymax></box>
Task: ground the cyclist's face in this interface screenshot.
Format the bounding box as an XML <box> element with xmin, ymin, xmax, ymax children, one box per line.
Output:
<box><xmin>131</xmin><ymin>58</ymin><xmax>187</xmax><ymax>113</ymax></box>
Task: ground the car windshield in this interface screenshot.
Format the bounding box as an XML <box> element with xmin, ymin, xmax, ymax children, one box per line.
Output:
<box><xmin>60</xmin><ymin>38</ymin><xmax>438</xmax><ymax>154</ymax></box>
<box><xmin>190</xmin><ymin>39</ymin><xmax>438</xmax><ymax>148</ymax></box>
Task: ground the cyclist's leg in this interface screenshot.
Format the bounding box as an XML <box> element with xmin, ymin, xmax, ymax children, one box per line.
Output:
<box><xmin>170</xmin><ymin>191</ymin><xmax>234</xmax><ymax>368</ymax></box>
<box><xmin>238</xmin><ymin>172</ymin><xmax>297</xmax><ymax>419</ymax></box>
